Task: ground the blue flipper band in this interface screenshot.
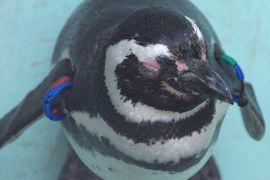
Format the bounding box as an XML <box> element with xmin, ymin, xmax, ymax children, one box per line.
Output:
<box><xmin>234</xmin><ymin>64</ymin><xmax>244</xmax><ymax>82</ymax></box>
<box><xmin>43</xmin><ymin>81</ymin><xmax>72</xmax><ymax>121</ymax></box>
<box><xmin>221</xmin><ymin>54</ymin><xmax>245</xmax><ymax>105</ymax></box>
<box><xmin>233</xmin><ymin>96</ymin><xmax>239</xmax><ymax>103</ymax></box>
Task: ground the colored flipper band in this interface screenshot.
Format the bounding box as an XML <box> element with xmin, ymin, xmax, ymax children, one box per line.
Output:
<box><xmin>221</xmin><ymin>54</ymin><xmax>244</xmax><ymax>82</ymax></box>
<box><xmin>221</xmin><ymin>54</ymin><xmax>246</xmax><ymax>106</ymax></box>
<box><xmin>221</xmin><ymin>54</ymin><xmax>237</xmax><ymax>66</ymax></box>
<box><xmin>234</xmin><ymin>64</ymin><xmax>244</xmax><ymax>82</ymax></box>
<box><xmin>43</xmin><ymin>76</ymin><xmax>72</xmax><ymax>121</ymax></box>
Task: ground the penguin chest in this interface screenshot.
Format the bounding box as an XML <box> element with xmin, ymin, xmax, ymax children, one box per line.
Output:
<box><xmin>62</xmin><ymin>100</ymin><xmax>229</xmax><ymax>180</ymax></box>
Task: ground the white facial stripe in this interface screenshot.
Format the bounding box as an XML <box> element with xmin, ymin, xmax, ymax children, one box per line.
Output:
<box><xmin>106</xmin><ymin>39</ymin><xmax>171</xmax><ymax>65</ymax></box>
<box><xmin>185</xmin><ymin>16</ymin><xmax>204</xmax><ymax>41</ymax></box>
<box><xmin>70</xmin><ymin>101</ymin><xmax>228</xmax><ymax>164</ymax></box>
<box><xmin>105</xmin><ymin>39</ymin><xmax>208</xmax><ymax>123</ymax></box>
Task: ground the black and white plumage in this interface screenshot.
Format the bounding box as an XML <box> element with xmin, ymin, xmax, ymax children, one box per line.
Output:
<box><xmin>0</xmin><ymin>0</ymin><xmax>265</xmax><ymax>180</ymax></box>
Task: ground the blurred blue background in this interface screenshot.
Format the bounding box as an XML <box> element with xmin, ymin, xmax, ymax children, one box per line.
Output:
<box><xmin>0</xmin><ymin>0</ymin><xmax>269</xmax><ymax>179</ymax></box>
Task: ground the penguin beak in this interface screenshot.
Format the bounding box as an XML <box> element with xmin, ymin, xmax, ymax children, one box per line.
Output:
<box><xmin>204</xmin><ymin>71</ymin><xmax>234</xmax><ymax>104</ymax></box>
<box><xmin>172</xmin><ymin>59</ymin><xmax>234</xmax><ymax>104</ymax></box>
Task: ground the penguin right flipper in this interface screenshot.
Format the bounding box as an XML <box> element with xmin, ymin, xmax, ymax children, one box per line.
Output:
<box><xmin>240</xmin><ymin>82</ymin><xmax>265</xmax><ymax>140</ymax></box>
<box><xmin>0</xmin><ymin>58</ymin><xmax>75</xmax><ymax>149</ymax></box>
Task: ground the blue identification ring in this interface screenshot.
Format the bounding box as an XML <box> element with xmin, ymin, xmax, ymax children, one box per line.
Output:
<box><xmin>220</xmin><ymin>54</ymin><xmax>246</xmax><ymax>106</ymax></box>
<box><xmin>43</xmin><ymin>77</ymin><xmax>72</xmax><ymax>121</ymax></box>
<box><xmin>234</xmin><ymin>64</ymin><xmax>244</xmax><ymax>82</ymax></box>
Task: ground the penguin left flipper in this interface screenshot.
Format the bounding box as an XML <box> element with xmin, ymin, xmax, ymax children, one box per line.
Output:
<box><xmin>240</xmin><ymin>82</ymin><xmax>265</xmax><ymax>140</ymax></box>
<box><xmin>0</xmin><ymin>58</ymin><xmax>74</xmax><ymax>148</ymax></box>
<box><xmin>214</xmin><ymin>44</ymin><xmax>265</xmax><ymax>141</ymax></box>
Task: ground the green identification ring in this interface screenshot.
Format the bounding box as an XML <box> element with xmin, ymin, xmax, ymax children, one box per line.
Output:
<box><xmin>220</xmin><ymin>54</ymin><xmax>247</xmax><ymax>106</ymax></box>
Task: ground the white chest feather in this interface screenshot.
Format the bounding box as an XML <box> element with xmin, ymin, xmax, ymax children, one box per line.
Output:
<box><xmin>66</xmin><ymin>132</ymin><xmax>212</xmax><ymax>180</ymax></box>
<box><xmin>64</xmin><ymin>100</ymin><xmax>229</xmax><ymax>180</ymax></box>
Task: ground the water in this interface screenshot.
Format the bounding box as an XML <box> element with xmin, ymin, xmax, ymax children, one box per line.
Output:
<box><xmin>0</xmin><ymin>0</ymin><xmax>269</xmax><ymax>179</ymax></box>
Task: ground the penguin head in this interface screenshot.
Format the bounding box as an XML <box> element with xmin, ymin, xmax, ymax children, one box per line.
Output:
<box><xmin>105</xmin><ymin>8</ymin><xmax>233</xmax><ymax>113</ymax></box>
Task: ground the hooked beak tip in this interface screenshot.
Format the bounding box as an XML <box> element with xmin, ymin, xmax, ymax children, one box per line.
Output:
<box><xmin>209</xmin><ymin>76</ymin><xmax>234</xmax><ymax>105</ymax></box>
<box><xmin>222</xmin><ymin>89</ymin><xmax>234</xmax><ymax>105</ymax></box>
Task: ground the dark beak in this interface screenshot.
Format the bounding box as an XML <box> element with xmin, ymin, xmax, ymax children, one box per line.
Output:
<box><xmin>172</xmin><ymin>59</ymin><xmax>234</xmax><ymax>104</ymax></box>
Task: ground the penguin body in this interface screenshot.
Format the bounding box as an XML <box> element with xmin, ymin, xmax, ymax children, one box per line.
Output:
<box><xmin>0</xmin><ymin>0</ymin><xmax>265</xmax><ymax>180</ymax></box>
<box><xmin>53</xmin><ymin>1</ymin><xmax>231</xmax><ymax>179</ymax></box>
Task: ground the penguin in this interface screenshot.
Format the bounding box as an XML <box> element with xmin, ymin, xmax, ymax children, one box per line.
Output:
<box><xmin>0</xmin><ymin>0</ymin><xmax>265</xmax><ymax>180</ymax></box>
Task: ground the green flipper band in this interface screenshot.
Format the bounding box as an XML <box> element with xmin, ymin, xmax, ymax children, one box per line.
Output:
<box><xmin>220</xmin><ymin>54</ymin><xmax>246</xmax><ymax>106</ymax></box>
<box><xmin>221</xmin><ymin>54</ymin><xmax>237</xmax><ymax>66</ymax></box>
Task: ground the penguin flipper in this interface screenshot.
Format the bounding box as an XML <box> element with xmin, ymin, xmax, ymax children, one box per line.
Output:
<box><xmin>240</xmin><ymin>82</ymin><xmax>265</xmax><ymax>140</ymax></box>
<box><xmin>0</xmin><ymin>59</ymin><xmax>74</xmax><ymax>148</ymax></box>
